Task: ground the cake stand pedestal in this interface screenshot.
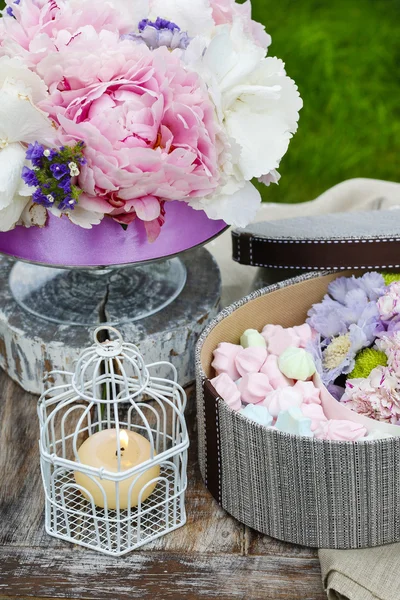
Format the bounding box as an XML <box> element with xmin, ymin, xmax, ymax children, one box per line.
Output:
<box><xmin>0</xmin><ymin>247</ymin><xmax>221</xmax><ymax>395</ymax></box>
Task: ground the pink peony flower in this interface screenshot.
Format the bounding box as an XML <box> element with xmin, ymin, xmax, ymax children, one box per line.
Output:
<box><xmin>0</xmin><ymin>0</ymin><xmax>131</xmax><ymax>67</ymax></box>
<box><xmin>210</xmin><ymin>0</ymin><xmax>271</xmax><ymax>48</ymax></box>
<box><xmin>37</xmin><ymin>30</ymin><xmax>221</xmax><ymax>239</ymax></box>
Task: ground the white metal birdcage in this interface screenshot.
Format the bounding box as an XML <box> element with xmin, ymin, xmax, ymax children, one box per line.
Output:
<box><xmin>38</xmin><ymin>326</ymin><xmax>189</xmax><ymax>556</ymax></box>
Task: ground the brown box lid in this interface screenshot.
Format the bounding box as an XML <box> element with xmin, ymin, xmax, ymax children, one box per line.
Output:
<box><xmin>232</xmin><ymin>209</ymin><xmax>400</xmax><ymax>272</ymax></box>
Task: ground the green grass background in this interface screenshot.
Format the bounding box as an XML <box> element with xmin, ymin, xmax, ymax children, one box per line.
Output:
<box><xmin>1</xmin><ymin>0</ymin><xmax>399</xmax><ymax>204</ymax></box>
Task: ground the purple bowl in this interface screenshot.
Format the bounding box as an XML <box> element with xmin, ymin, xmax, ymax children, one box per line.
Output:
<box><xmin>0</xmin><ymin>201</ymin><xmax>227</xmax><ymax>268</ymax></box>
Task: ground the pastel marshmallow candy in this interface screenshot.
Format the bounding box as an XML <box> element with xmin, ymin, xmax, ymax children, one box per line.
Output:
<box><xmin>293</xmin><ymin>324</ymin><xmax>313</xmax><ymax>348</ymax></box>
<box><xmin>262</xmin><ymin>388</ymin><xmax>303</xmax><ymax>418</ymax></box>
<box><xmin>240</xmin><ymin>404</ymin><xmax>273</xmax><ymax>427</ymax></box>
<box><xmin>235</xmin><ymin>347</ymin><xmax>268</xmax><ymax>377</ymax></box>
<box><xmin>210</xmin><ymin>373</ymin><xmax>242</xmax><ymax>411</ymax></box>
<box><xmin>263</xmin><ymin>325</ymin><xmax>300</xmax><ymax>356</ymax></box>
<box><xmin>212</xmin><ymin>343</ymin><xmax>242</xmax><ymax>381</ymax></box>
<box><xmin>238</xmin><ymin>373</ymin><xmax>273</xmax><ymax>405</ymax></box>
<box><xmin>275</xmin><ymin>407</ymin><xmax>313</xmax><ymax>438</ymax></box>
<box><xmin>301</xmin><ymin>403</ymin><xmax>327</xmax><ymax>431</ymax></box>
<box><xmin>240</xmin><ymin>329</ymin><xmax>267</xmax><ymax>349</ymax></box>
<box><xmin>315</xmin><ymin>420</ymin><xmax>367</xmax><ymax>441</ymax></box>
<box><xmin>293</xmin><ymin>381</ymin><xmax>321</xmax><ymax>405</ymax></box>
<box><xmin>278</xmin><ymin>347</ymin><xmax>316</xmax><ymax>381</ymax></box>
<box><xmin>260</xmin><ymin>354</ymin><xmax>293</xmax><ymax>389</ymax></box>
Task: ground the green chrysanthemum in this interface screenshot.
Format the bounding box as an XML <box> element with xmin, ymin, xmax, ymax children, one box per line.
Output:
<box><xmin>382</xmin><ymin>272</ymin><xmax>400</xmax><ymax>286</ymax></box>
<box><xmin>348</xmin><ymin>348</ymin><xmax>387</xmax><ymax>380</ymax></box>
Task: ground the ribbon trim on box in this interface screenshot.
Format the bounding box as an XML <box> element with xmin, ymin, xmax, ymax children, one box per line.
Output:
<box><xmin>232</xmin><ymin>231</ymin><xmax>400</xmax><ymax>271</ymax></box>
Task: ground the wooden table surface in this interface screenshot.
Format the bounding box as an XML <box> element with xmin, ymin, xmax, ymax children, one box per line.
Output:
<box><xmin>0</xmin><ymin>369</ymin><xmax>326</xmax><ymax>600</ymax></box>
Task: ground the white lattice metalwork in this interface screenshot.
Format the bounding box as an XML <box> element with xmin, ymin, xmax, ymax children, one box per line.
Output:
<box><xmin>38</xmin><ymin>326</ymin><xmax>189</xmax><ymax>556</ymax></box>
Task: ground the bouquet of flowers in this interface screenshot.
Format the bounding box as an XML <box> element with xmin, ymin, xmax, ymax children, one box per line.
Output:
<box><xmin>307</xmin><ymin>272</ymin><xmax>400</xmax><ymax>425</ymax></box>
<box><xmin>0</xmin><ymin>0</ymin><xmax>302</xmax><ymax>241</ymax></box>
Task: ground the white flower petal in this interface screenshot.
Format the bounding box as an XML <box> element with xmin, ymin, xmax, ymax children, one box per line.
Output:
<box><xmin>190</xmin><ymin>180</ymin><xmax>261</xmax><ymax>227</ymax></box>
<box><xmin>226</xmin><ymin>101</ymin><xmax>292</xmax><ymax>179</ymax></box>
<box><xmin>0</xmin><ymin>142</ymin><xmax>26</xmax><ymax>210</ymax></box>
<box><xmin>0</xmin><ymin>193</ymin><xmax>30</xmax><ymax>232</ymax></box>
<box><xmin>50</xmin><ymin>206</ymin><xmax>104</xmax><ymax>230</ymax></box>
<box><xmin>0</xmin><ymin>85</ymin><xmax>56</xmax><ymax>145</ymax></box>
<box><xmin>18</xmin><ymin>201</ymin><xmax>48</xmax><ymax>228</ymax></box>
<box><xmin>103</xmin><ymin>0</ymin><xmax>149</xmax><ymax>22</ymax></box>
<box><xmin>149</xmin><ymin>0</ymin><xmax>214</xmax><ymax>38</ymax></box>
<box><xmin>0</xmin><ymin>56</ymin><xmax>48</xmax><ymax>104</ymax></box>
<box><xmin>203</xmin><ymin>21</ymin><xmax>265</xmax><ymax>93</ymax></box>
<box><xmin>258</xmin><ymin>169</ymin><xmax>281</xmax><ymax>186</ymax></box>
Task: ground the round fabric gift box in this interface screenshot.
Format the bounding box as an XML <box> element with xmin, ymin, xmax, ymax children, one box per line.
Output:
<box><xmin>196</xmin><ymin>271</ymin><xmax>400</xmax><ymax>549</ymax></box>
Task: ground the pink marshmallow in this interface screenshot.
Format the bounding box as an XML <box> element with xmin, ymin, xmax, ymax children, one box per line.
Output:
<box><xmin>238</xmin><ymin>373</ymin><xmax>273</xmax><ymax>405</ymax></box>
<box><xmin>261</xmin><ymin>324</ymin><xmax>283</xmax><ymax>342</ymax></box>
<box><xmin>260</xmin><ymin>355</ymin><xmax>294</xmax><ymax>389</ymax></box>
<box><xmin>210</xmin><ymin>373</ymin><xmax>242</xmax><ymax>411</ymax></box>
<box><xmin>315</xmin><ymin>420</ymin><xmax>367</xmax><ymax>441</ymax></box>
<box><xmin>266</xmin><ymin>327</ymin><xmax>301</xmax><ymax>356</ymax></box>
<box><xmin>293</xmin><ymin>381</ymin><xmax>321</xmax><ymax>405</ymax></box>
<box><xmin>301</xmin><ymin>403</ymin><xmax>327</xmax><ymax>431</ymax></box>
<box><xmin>262</xmin><ymin>388</ymin><xmax>303</xmax><ymax>418</ymax></box>
<box><xmin>293</xmin><ymin>324</ymin><xmax>313</xmax><ymax>349</ymax></box>
<box><xmin>235</xmin><ymin>347</ymin><xmax>268</xmax><ymax>377</ymax></box>
<box><xmin>212</xmin><ymin>342</ymin><xmax>243</xmax><ymax>381</ymax></box>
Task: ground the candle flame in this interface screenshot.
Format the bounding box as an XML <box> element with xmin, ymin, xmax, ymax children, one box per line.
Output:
<box><xmin>120</xmin><ymin>430</ymin><xmax>129</xmax><ymax>449</ymax></box>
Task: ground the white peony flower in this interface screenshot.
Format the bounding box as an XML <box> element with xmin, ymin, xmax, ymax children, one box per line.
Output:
<box><xmin>148</xmin><ymin>0</ymin><xmax>214</xmax><ymax>38</ymax></box>
<box><xmin>49</xmin><ymin>205</ymin><xmax>104</xmax><ymax>230</ymax></box>
<box><xmin>0</xmin><ymin>56</ymin><xmax>55</xmax><ymax>232</ymax></box>
<box><xmin>188</xmin><ymin>20</ymin><xmax>302</xmax><ymax>226</ymax></box>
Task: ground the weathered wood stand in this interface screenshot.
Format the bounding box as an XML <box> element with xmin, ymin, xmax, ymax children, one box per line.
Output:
<box><xmin>0</xmin><ymin>248</ymin><xmax>221</xmax><ymax>394</ymax></box>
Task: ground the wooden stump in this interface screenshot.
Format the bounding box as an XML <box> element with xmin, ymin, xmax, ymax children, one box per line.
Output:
<box><xmin>0</xmin><ymin>248</ymin><xmax>221</xmax><ymax>395</ymax></box>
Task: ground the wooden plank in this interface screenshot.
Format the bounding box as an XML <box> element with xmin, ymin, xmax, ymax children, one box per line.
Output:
<box><xmin>0</xmin><ymin>372</ymin><xmax>325</xmax><ymax>599</ymax></box>
<box><xmin>0</xmin><ymin>547</ymin><xmax>325</xmax><ymax>600</ymax></box>
<box><xmin>0</xmin><ymin>374</ymin><xmax>243</xmax><ymax>554</ymax></box>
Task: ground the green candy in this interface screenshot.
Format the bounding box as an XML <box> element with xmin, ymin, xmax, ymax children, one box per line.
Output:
<box><xmin>278</xmin><ymin>347</ymin><xmax>316</xmax><ymax>381</ymax></box>
<box><xmin>240</xmin><ymin>329</ymin><xmax>267</xmax><ymax>349</ymax></box>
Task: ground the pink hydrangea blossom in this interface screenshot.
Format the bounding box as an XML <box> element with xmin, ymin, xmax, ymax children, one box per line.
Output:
<box><xmin>343</xmin><ymin>366</ymin><xmax>400</xmax><ymax>424</ymax></box>
<box><xmin>210</xmin><ymin>0</ymin><xmax>271</xmax><ymax>48</ymax></box>
<box><xmin>37</xmin><ymin>30</ymin><xmax>221</xmax><ymax>238</ymax></box>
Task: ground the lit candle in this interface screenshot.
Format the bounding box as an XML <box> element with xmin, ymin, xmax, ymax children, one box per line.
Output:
<box><xmin>74</xmin><ymin>430</ymin><xmax>160</xmax><ymax>510</ymax></box>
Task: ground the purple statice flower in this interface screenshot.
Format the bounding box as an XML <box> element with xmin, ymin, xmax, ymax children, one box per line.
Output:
<box><xmin>50</xmin><ymin>163</ymin><xmax>69</xmax><ymax>180</ymax></box>
<box><xmin>45</xmin><ymin>149</ymin><xmax>58</xmax><ymax>161</ymax></box>
<box><xmin>32</xmin><ymin>189</ymin><xmax>55</xmax><ymax>208</ymax></box>
<box><xmin>58</xmin><ymin>177</ymin><xmax>72</xmax><ymax>194</ymax></box>
<box><xmin>26</xmin><ymin>141</ymin><xmax>44</xmax><ymax>168</ymax></box>
<box><xmin>138</xmin><ymin>17</ymin><xmax>181</xmax><ymax>32</ymax></box>
<box><xmin>21</xmin><ymin>166</ymin><xmax>39</xmax><ymax>187</ymax></box>
<box><xmin>122</xmin><ymin>17</ymin><xmax>192</xmax><ymax>51</ymax></box>
<box><xmin>58</xmin><ymin>197</ymin><xmax>76</xmax><ymax>211</ymax></box>
<box><xmin>6</xmin><ymin>0</ymin><xmax>20</xmax><ymax>18</ymax></box>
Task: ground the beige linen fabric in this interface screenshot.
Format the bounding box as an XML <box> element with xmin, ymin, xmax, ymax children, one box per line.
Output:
<box><xmin>205</xmin><ymin>178</ymin><xmax>400</xmax><ymax>600</ymax></box>
<box><xmin>319</xmin><ymin>545</ymin><xmax>400</xmax><ymax>600</ymax></box>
